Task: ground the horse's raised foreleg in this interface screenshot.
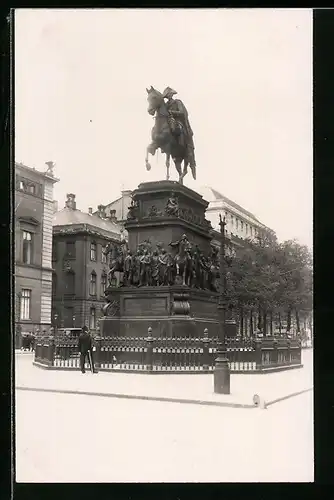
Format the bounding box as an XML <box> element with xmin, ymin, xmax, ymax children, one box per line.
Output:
<box><xmin>145</xmin><ymin>143</ymin><xmax>157</xmax><ymax>172</ymax></box>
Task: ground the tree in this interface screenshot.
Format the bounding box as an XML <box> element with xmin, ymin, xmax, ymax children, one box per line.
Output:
<box><xmin>226</xmin><ymin>234</ymin><xmax>313</xmax><ymax>337</ymax></box>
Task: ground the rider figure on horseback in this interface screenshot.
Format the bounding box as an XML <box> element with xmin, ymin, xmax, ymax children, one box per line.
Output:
<box><xmin>162</xmin><ymin>87</ymin><xmax>197</xmax><ymax>180</ymax></box>
<box><xmin>169</xmin><ymin>233</ymin><xmax>193</xmax><ymax>285</ymax></box>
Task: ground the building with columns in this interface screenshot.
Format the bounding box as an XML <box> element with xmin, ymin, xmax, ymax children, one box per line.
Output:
<box><xmin>52</xmin><ymin>194</ymin><xmax>122</xmax><ymax>331</ymax></box>
<box><xmin>15</xmin><ymin>161</ymin><xmax>59</xmax><ymax>341</ymax></box>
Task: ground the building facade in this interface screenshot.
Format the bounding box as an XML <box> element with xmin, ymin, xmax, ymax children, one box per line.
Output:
<box><xmin>15</xmin><ymin>162</ymin><xmax>59</xmax><ymax>340</ymax></box>
<box><xmin>52</xmin><ymin>194</ymin><xmax>122</xmax><ymax>331</ymax></box>
<box><xmin>199</xmin><ymin>186</ymin><xmax>270</xmax><ymax>242</ymax></box>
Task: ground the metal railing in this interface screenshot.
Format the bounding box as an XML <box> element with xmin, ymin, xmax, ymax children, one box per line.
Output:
<box><xmin>34</xmin><ymin>330</ymin><xmax>302</xmax><ymax>373</ymax></box>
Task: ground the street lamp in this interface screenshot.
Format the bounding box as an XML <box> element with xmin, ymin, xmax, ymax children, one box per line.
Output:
<box><xmin>213</xmin><ymin>214</ymin><xmax>231</xmax><ymax>394</ymax></box>
<box><xmin>73</xmin><ymin>314</ymin><xmax>76</xmax><ymax>327</ymax></box>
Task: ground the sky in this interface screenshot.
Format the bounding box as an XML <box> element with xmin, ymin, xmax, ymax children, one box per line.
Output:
<box><xmin>15</xmin><ymin>8</ymin><xmax>313</xmax><ymax>248</ymax></box>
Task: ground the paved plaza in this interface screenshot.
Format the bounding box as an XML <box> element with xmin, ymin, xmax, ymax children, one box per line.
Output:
<box><xmin>15</xmin><ymin>350</ymin><xmax>314</xmax><ymax>482</ymax></box>
<box><xmin>16</xmin><ymin>349</ymin><xmax>313</xmax><ymax>408</ymax></box>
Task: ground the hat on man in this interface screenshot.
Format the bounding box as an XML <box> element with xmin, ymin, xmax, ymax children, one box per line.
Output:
<box><xmin>82</xmin><ymin>326</ymin><xmax>89</xmax><ymax>333</ymax></box>
<box><xmin>162</xmin><ymin>87</ymin><xmax>177</xmax><ymax>99</ymax></box>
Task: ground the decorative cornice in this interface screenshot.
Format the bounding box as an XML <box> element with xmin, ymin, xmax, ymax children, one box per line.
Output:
<box><xmin>17</xmin><ymin>216</ymin><xmax>40</xmax><ymax>226</ymax></box>
<box><xmin>53</xmin><ymin>224</ymin><xmax>121</xmax><ymax>241</ymax></box>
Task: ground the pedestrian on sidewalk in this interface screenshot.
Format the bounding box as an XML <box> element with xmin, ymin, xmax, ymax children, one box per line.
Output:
<box><xmin>78</xmin><ymin>326</ymin><xmax>97</xmax><ymax>374</ymax></box>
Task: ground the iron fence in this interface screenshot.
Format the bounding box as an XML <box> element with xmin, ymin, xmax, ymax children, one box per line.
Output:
<box><xmin>33</xmin><ymin>331</ymin><xmax>302</xmax><ymax>373</ymax></box>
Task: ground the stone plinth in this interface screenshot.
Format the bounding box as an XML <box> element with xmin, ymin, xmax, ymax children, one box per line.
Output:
<box><xmin>100</xmin><ymin>286</ymin><xmax>221</xmax><ymax>339</ymax></box>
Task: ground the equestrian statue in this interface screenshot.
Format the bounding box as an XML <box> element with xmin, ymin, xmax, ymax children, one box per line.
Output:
<box><xmin>145</xmin><ymin>86</ymin><xmax>197</xmax><ymax>184</ymax></box>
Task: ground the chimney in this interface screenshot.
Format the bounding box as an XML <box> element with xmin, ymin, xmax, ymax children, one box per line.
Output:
<box><xmin>109</xmin><ymin>209</ymin><xmax>117</xmax><ymax>223</ymax></box>
<box><xmin>97</xmin><ymin>204</ymin><xmax>106</xmax><ymax>219</ymax></box>
<box><xmin>88</xmin><ymin>207</ymin><xmax>93</xmax><ymax>215</ymax></box>
<box><xmin>65</xmin><ymin>193</ymin><xmax>76</xmax><ymax>210</ymax></box>
<box><xmin>121</xmin><ymin>189</ymin><xmax>132</xmax><ymax>197</ymax></box>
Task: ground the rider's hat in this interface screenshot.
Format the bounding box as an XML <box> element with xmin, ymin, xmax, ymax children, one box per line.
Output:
<box><xmin>162</xmin><ymin>87</ymin><xmax>177</xmax><ymax>99</ymax></box>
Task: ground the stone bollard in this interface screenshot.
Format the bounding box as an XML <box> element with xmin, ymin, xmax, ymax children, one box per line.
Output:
<box><xmin>202</xmin><ymin>328</ymin><xmax>211</xmax><ymax>371</ymax></box>
<box><xmin>253</xmin><ymin>394</ymin><xmax>267</xmax><ymax>410</ymax></box>
<box><xmin>213</xmin><ymin>338</ymin><xmax>231</xmax><ymax>395</ymax></box>
<box><xmin>146</xmin><ymin>327</ymin><xmax>154</xmax><ymax>372</ymax></box>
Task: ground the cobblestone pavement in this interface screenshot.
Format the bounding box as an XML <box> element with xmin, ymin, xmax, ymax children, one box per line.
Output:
<box><xmin>15</xmin><ymin>351</ymin><xmax>313</xmax><ymax>483</ymax></box>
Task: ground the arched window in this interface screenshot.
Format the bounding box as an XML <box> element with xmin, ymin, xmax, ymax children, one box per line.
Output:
<box><xmin>89</xmin><ymin>272</ymin><xmax>97</xmax><ymax>296</ymax></box>
<box><xmin>101</xmin><ymin>272</ymin><xmax>107</xmax><ymax>296</ymax></box>
<box><xmin>90</xmin><ymin>241</ymin><xmax>97</xmax><ymax>261</ymax></box>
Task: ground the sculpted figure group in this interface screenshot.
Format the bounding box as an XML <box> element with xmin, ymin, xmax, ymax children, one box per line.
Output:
<box><xmin>104</xmin><ymin>236</ymin><xmax>220</xmax><ymax>291</ymax></box>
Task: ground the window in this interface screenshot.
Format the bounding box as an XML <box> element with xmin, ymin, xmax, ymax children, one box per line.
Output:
<box><xmin>245</xmin><ymin>223</ymin><xmax>248</xmax><ymax>235</ymax></box>
<box><xmin>52</xmin><ymin>274</ymin><xmax>57</xmax><ymax>297</ymax></box>
<box><xmin>28</xmin><ymin>184</ymin><xmax>36</xmax><ymax>195</ymax></box>
<box><xmin>65</xmin><ymin>271</ymin><xmax>75</xmax><ymax>296</ymax></box>
<box><xmin>101</xmin><ymin>273</ymin><xmax>107</xmax><ymax>295</ymax></box>
<box><xmin>241</xmin><ymin>221</ymin><xmax>244</xmax><ymax>231</ymax></box>
<box><xmin>250</xmin><ymin>226</ymin><xmax>253</xmax><ymax>236</ymax></box>
<box><xmin>101</xmin><ymin>245</ymin><xmax>107</xmax><ymax>263</ymax></box>
<box><xmin>90</xmin><ymin>242</ymin><xmax>97</xmax><ymax>261</ymax></box>
<box><xmin>20</xmin><ymin>289</ymin><xmax>31</xmax><ymax>320</ymax></box>
<box><xmin>66</xmin><ymin>241</ymin><xmax>76</xmax><ymax>258</ymax></box>
<box><xmin>89</xmin><ymin>272</ymin><xmax>97</xmax><ymax>296</ymax></box>
<box><xmin>231</xmin><ymin>216</ymin><xmax>234</xmax><ymax>227</ymax></box>
<box><xmin>89</xmin><ymin>308</ymin><xmax>96</xmax><ymax>330</ymax></box>
<box><xmin>236</xmin><ymin>219</ymin><xmax>239</xmax><ymax>230</ymax></box>
<box><xmin>22</xmin><ymin>231</ymin><xmax>33</xmax><ymax>264</ymax></box>
<box><xmin>19</xmin><ymin>180</ymin><xmax>25</xmax><ymax>191</ymax></box>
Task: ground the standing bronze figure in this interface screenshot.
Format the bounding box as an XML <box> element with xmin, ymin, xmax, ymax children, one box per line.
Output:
<box><xmin>145</xmin><ymin>86</ymin><xmax>197</xmax><ymax>184</ymax></box>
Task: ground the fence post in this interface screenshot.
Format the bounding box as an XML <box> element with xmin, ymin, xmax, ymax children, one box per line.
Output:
<box><xmin>273</xmin><ymin>338</ymin><xmax>278</xmax><ymax>366</ymax></box>
<box><xmin>254</xmin><ymin>338</ymin><xmax>263</xmax><ymax>371</ymax></box>
<box><xmin>48</xmin><ymin>337</ymin><xmax>55</xmax><ymax>367</ymax></box>
<box><xmin>287</xmin><ymin>338</ymin><xmax>291</xmax><ymax>365</ymax></box>
<box><xmin>94</xmin><ymin>335</ymin><xmax>102</xmax><ymax>369</ymax></box>
<box><xmin>202</xmin><ymin>328</ymin><xmax>211</xmax><ymax>371</ymax></box>
<box><xmin>146</xmin><ymin>327</ymin><xmax>154</xmax><ymax>372</ymax></box>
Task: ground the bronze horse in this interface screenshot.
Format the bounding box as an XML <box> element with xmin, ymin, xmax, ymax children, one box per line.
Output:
<box><xmin>145</xmin><ymin>86</ymin><xmax>189</xmax><ymax>184</ymax></box>
<box><xmin>104</xmin><ymin>243</ymin><xmax>124</xmax><ymax>285</ymax></box>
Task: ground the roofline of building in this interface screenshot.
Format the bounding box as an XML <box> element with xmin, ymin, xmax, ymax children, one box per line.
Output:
<box><xmin>15</xmin><ymin>162</ymin><xmax>59</xmax><ymax>183</ymax></box>
<box><xmin>53</xmin><ymin>222</ymin><xmax>122</xmax><ymax>241</ymax></box>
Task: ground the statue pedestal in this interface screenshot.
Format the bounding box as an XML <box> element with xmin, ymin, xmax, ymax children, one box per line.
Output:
<box><xmin>100</xmin><ymin>180</ymin><xmax>224</xmax><ymax>342</ymax></box>
<box><xmin>100</xmin><ymin>286</ymin><xmax>220</xmax><ymax>339</ymax></box>
<box><xmin>125</xmin><ymin>180</ymin><xmax>212</xmax><ymax>255</ymax></box>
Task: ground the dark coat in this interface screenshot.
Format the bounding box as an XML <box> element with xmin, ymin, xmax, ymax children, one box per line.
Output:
<box><xmin>78</xmin><ymin>332</ymin><xmax>92</xmax><ymax>353</ymax></box>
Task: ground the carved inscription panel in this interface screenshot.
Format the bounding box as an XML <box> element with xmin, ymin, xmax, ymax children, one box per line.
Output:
<box><xmin>123</xmin><ymin>297</ymin><xmax>168</xmax><ymax>316</ymax></box>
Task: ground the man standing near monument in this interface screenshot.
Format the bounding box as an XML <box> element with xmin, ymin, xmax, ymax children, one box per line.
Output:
<box><xmin>78</xmin><ymin>326</ymin><xmax>97</xmax><ymax>374</ymax></box>
<box><xmin>162</xmin><ymin>87</ymin><xmax>197</xmax><ymax>180</ymax></box>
